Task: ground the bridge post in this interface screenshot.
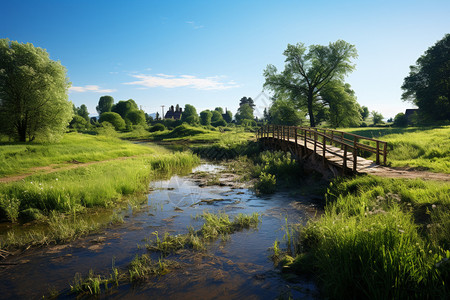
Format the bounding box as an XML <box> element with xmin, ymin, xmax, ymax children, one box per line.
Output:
<box><xmin>353</xmin><ymin>137</ymin><xmax>357</xmax><ymax>173</ymax></box>
<box><xmin>322</xmin><ymin>135</ymin><xmax>326</xmax><ymax>165</ymax></box>
<box><xmin>376</xmin><ymin>141</ymin><xmax>380</xmax><ymax>165</ymax></box>
<box><xmin>314</xmin><ymin>131</ymin><xmax>317</xmax><ymax>153</ymax></box>
<box><xmin>294</xmin><ymin>127</ymin><xmax>298</xmax><ymax>156</ymax></box>
<box><xmin>383</xmin><ymin>142</ymin><xmax>387</xmax><ymax>165</ymax></box>
<box><xmin>343</xmin><ymin>144</ymin><xmax>348</xmax><ymax>175</ymax></box>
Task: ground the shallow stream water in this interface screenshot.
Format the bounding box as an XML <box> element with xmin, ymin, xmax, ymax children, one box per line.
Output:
<box><xmin>0</xmin><ymin>164</ymin><xmax>320</xmax><ymax>299</ymax></box>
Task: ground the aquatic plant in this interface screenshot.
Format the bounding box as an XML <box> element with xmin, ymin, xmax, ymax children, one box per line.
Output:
<box><xmin>147</xmin><ymin>212</ymin><xmax>261</xmax><ymax>254</ymax></box>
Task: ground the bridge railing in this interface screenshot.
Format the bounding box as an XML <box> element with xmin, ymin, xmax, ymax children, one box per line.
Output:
<box><xmin>257</xmin><ymin>125</ymin><xmax>388</xmax><ymax>172</ymax></box>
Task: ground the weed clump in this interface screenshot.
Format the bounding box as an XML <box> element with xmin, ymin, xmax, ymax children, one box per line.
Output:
<box><xmin>147</xmin><ymin>212</ymin><xmax>261</xmax><ymax>254</ymax></box>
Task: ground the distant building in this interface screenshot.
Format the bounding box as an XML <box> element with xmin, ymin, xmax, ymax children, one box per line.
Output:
<box><xmin>405</xmin><ymin>109</ymin><xmax>419</xmax><ymax>124</ymax></box>
<box><xmin>164</xmin><ymin>105</ymin><xmax>183</xmax><ymax>120</ymax></box>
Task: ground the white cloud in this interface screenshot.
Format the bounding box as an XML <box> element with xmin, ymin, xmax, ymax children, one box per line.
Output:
<box><xmin>69</xmin><ymin>85</ymin><xmax>116</xmax><ymax>93</ymax></box>
<box><xmin>123</xmin><ymin>73</ymin><xmax>239</xmax><ymax>91</ymax></box>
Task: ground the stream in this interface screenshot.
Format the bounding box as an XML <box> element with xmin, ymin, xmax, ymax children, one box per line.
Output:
<box><xmin>0</xmin><ymin>163</ymin><xmax>320</xmax><ymax>299</ymax></box>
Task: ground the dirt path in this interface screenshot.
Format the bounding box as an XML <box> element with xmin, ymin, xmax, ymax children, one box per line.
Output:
<box><xmin>0</xmin><ymin>156</ymin><xmax>139</xmax><ymax>184</ymax></box>
<box><xmin>362</xmin><ymin>166</ymin><xmax>450</xmax><ymax>181</ymax></box>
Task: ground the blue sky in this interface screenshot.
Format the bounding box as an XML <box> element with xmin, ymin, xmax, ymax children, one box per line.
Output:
<box><xmin>1</xmin><ymin>0</ymin><xmax>449</xmax><ymax>119</ymax></box>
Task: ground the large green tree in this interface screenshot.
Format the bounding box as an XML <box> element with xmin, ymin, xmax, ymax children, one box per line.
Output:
<box><xmin>401</xmin><ymin>34</ymin><xmax>450</xmax><ymax>121</ymax></box>
<box><xmin>269</xmin><ymin>97</ymin><xmax>306</xmax><ymax>126</ymax></box>
<box><xmin>264</xmin><ymin>40</ymin><xmax>358</xmax><ymax>127</ymax></box>
<box><xmin>111</xmin><ymin>99</ymin><xmax>139</xmax><ymax>119</ymax></box>
<box><xmin>200</xmin><ymin>110</ymin><xmax>212</xmax><ymax>126</ymax></box>
<box><xmin>319</xmin><ymin>81</ymin><xmax>361</xmax><ymax>128</ymax></box>
<box><xmin>96</xmin><ymin>95</ymin><xmax>114</xmax><ymax>115</ymax></box>
<box><xmin>0</xmin><ymin>39</ymin><xmax>72</xmax><ymax>142</ymax></box>
<box><xmin>235</xmin><ymin>103</ymin><xmax>254</xmax><ymax>124</ymax></box>
<box><xmin>181</xmin><ymin>104</ymin><xmax>199</xmax><ymax>125</ymax></box>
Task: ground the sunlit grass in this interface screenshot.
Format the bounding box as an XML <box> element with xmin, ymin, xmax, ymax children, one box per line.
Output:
<box><xmin>0</xmin><ymin>152</ymin><xmax>200</xmax><ymax>249</ymax></box>
<box><xmin>342</xmin><ymin>126</ymin><xmax>450</xmax><ymax>173</ymax></box>
<box><xmin>0</xmin><ymin>132</ymin><xmax>158</xmax><ymax>176</ymax></box>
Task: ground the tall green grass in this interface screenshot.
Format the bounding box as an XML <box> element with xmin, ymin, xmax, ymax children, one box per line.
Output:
<box><xmin>0</xmin><ymin>132</ymin><xmax>159</xmax><ymax>176</ymax></box>
<box><xmin>0</xmin><ymin>152</ymin><xmax>199</xmax><ymax>222</ymax></box>
<box><xmin>291</xmin><ymin>176</ymin><xmax>450</xmax><ymax>299</ymax></box>
<box><xmin>343</xmin><ymin>126</ymin><xmax>450</xmax><ymax>173</ymax></box>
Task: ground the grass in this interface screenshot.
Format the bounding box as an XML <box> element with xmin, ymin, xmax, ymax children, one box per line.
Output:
<box><xmin>0</xmin><ymin>132</ymin><xmax>161</xmax><ymax>176</ymax></box>
<box><xmin>123</xmin><ymin>124</ymin><xmax>255</xmax><ymax>144</ymax></box>
<box><xmin>282</xmin><ymin>176</ymin><xmax>450</xmax><ymax>299</ymax></box>
<box><xmin>342</xmin><ymin>126</ymin><xmax>450</xmax><ymax>173</ymax></box>
<box><xmin>70</xmin><ymin>255</ymin><xmax>176</xmax><ymax>296</ymax></box>
<box><xmin>0</xmin><ymin>151</ymin><xmax>200</xmax><ymax>249</ymax></box>
<box><xmin>147</xmin><ymin>211</ymin><xmax>261</xmax><ymax>254</ymax></box>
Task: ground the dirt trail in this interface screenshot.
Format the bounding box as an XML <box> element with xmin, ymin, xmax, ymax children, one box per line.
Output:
<box><xmin>367</xmin><ymin>167</ymin><xmax>450</xmax><ymax>181</ymax></box>
<box><xmin>0</xmin><ymin>156</ymin><xmax>138</xmax><ymax>183</ymax></box>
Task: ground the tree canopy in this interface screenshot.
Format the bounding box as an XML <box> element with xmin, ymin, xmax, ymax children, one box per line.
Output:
<box><xmin>181</xmin><ymin>104</ymin><xmax>199</xmax><ymax>125</ymax></box>
<box><xmin>239</xmin><ymin>97</ymin><xmax>255</xmax><ymax>108</ymax></box>
<box><xmin>111</xmin><ymin>99</ymin><xmax>139</xmax><ymax>119</ymax></box>
<box><xmin>200</xmin><ymin>110</ymin><xmax>212</xmax><ymax>126</ymax></box>
<box><xmin>268</xmin><ymin>96</ymin><xmax>305</xmax><ymax>126</ymax></box>
<box><xmin>235</xmin><ymin>103</ymin><xmax>254</xmax><ymax>124</ymax></box>
<box><xmin>319</xmin><ymin>81</ymin><xmax>361</xmax><ymax>128</ymax></box>
<box><xmin>264</xmin><ymin>40</ymin><xmax>358</xmax><ymax>127</ymax></box>
<box><xmin>0</xmin><ymin>39</ymin><xmax>72</xmax><ymax>142</ymax></box>
<box><xmin>96</xmin><ymin>95</ymin><xmax>114</xmax><ymax>115</ymax></box>
<box><xmin>401</xmin><ymin>34</ymin><xmax>450</xmax><ymax>122</ymax></box>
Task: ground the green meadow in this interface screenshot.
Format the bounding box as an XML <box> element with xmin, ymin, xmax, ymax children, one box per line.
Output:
<box><xmin>343</xmin><ymin>126</ymin><xmax>450</xmax><ymax>173</ymax></box>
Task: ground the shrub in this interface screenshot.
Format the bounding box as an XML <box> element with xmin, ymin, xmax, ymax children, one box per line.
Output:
<box><xmin>211</xmin><ymin>119</ymin><xmax>227</xmax><ymax>127</ymax></box>
<box><xmin>393</xmin><ymin>112</ymin><xmax>408</xmax><ymax>127</ymax></box>
<box><xmin>254</xmin><ymin>172</ymin><xmax>276</xmax><ymax>194</ymax></box>
<box><xmin>99</xmin><ymin>112</ymin><xmax>126</xmax><ymax>130</ymax></box>
<box><xmin>149</xmin><ymin>123</ymin><xmax>166</xmax><ymax>132</ymax></box>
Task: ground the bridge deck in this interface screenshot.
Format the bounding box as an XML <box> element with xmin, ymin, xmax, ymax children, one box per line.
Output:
<box><xmin>257</xmin><ymin>125</ymin><xmax>389</xmax><ymax>176</ymax></box>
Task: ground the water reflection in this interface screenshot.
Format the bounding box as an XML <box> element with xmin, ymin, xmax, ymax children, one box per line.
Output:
<box><xmin>0</xmin><ymin>164</ymin><xmax>320</xmax><ymax>299</ymax></box>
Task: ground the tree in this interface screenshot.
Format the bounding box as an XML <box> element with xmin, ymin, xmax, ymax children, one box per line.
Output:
<box><xmin>211</xmin><ymin>110</ymin><xmax>223</xmax><ymax>123</ymax></box>
<box><xmin>200</xmin><ymin>110</ymin><xmax>212</xmax><ymax>126</ymax></box>
<box><xmin>181</xmin><ymin>104</ymin><xmax>199</xmax><ymax>125</ymax></box>
<box><xmin>111</xmin><ymin>99</ymin><xmax>138</xmax><ymax>119</ymax></box>
<box><xmin>126</xmin><ymin>110</ymin><xmax>146</xmax><ymax>125</ymax></box>
<box><xmin>269</xmin><ymin>97</ymin><xmax>305</xmax><ymax>126</ymax></box>
<box><xmin>393</xmin><ymin>113</ymin><xmax>408</xmax><ymax>127</ymax></box>
<box><xmin>69</xmin><ymin>115</ymin><xmax>89</xmax><ymax>130</ymax></box>
<box><xmin>214</xmin><ymin>107</ymin><xmax>224</xmax><ymax>114</ymax></box>
<box><xmin>99</xmin><ymin>112</ymin><xmax>126</xmax><ymax>130</ymax></box>
<box><xmin>235</xmin><ymin>103</ymin><xmax>254</xmax><ymax>124</ymax></box>
<box><xmin>359</xmin><ymin>106</ymin><xmax>369</xmax><ymax>120</ymax></box>
<box><xmin>0</xmin><ymin>39</ymin><xmax>72</xmax><ymax>142</ymax></box>
<box><xmin>402</xmin><ymin>34</ymin><xmax>450</xmax><ymax>121</ymax></box>
<box><xmin>371</xmin><ymin>111</ymin><xmax>384</xmax><ymax>125</ymax></box>
<box><xmin>75</xmin><ymin>104</ymin><xmax>89</xmax><ymax>121</ymax></box>
<box><xmin>96</xmin><ymin>95</ymin><xmax>114</xmax><ymax>115</ymax></box>
<box><xmin>264</xmin><ymin>40</ymin><xmax>358</xmax><ymax>127</ymax></box>
<box><xmin>239</xmin><ymin>97</ymin><xmax>255</xmax><ymax>108</ymax></box>
<box><xmin>319</xmin><ymin>81</ymin><xmax>361</xmax><ymax>128</ymax></box>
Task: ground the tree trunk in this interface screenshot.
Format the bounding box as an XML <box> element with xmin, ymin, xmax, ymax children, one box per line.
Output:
<box><xmin>307</xmin><ymin>92</ymin><xmax>316</xmax><ymax>127</ymax></box>
<box><xmin>17</xmin><ymin>120</ymin><xmax>27</xmax><ymax>142</ymax></box>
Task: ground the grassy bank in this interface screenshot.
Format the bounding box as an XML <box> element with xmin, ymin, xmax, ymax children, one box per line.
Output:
<box><xmin>0</xmin><ymin>151</ymin><xmax>200</xmax><ymax>249</ymax></box>
<box><xmin>0</xmin><ymin>132</ymin><xmax>162</xmax><ymax>177</ymax></box>
<box><xmin>280</xmin><ymin>176</ymin><xmax>449</xmax><ymax>299</ymax></box>
<box><xmin>343</xmin><ymin>126</ymin><xmax>450</xmax><ymax>173</ymax></box>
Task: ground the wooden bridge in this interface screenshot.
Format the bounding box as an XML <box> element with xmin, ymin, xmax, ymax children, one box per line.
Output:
<box><xmin>256</xmin><ymin>125</ymin><xmax>388</xmax><ymax>176</ymax></box>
